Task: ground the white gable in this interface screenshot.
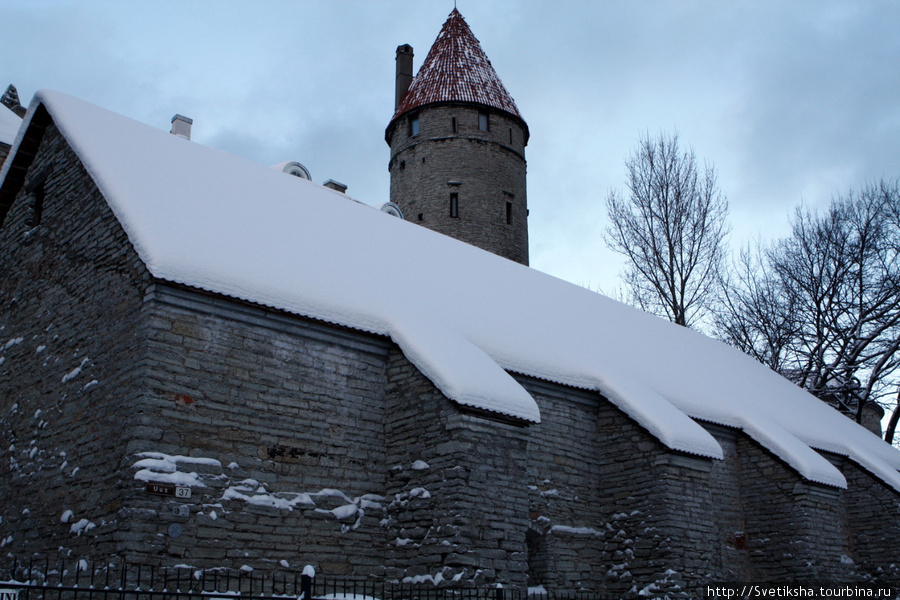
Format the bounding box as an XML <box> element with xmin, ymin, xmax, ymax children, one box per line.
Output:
<box><xmin>10</xmin><ymin>90</ymin><xmax>900</xmax><ymax>492</ymax></box>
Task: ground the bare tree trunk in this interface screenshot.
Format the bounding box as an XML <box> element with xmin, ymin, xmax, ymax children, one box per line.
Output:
<box><xmin>885</xmin><ymin>395</ymin><xmax>900</xmax><ymax>445</ymax></box>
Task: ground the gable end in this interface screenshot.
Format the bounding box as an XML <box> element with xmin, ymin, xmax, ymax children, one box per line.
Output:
<box><xmin>0</xmin><ymin>104</ymin><xmax>52</xmax><ymax>227</ymax></box>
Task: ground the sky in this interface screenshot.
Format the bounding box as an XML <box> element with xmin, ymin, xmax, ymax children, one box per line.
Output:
<box><xmin>1</xmin><ymin>0</ymin><xmax>899</xmax><ymax>293</ymax></box>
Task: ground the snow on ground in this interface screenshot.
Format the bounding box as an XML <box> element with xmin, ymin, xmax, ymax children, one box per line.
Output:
<box><xmin>8</xmin><ymin>90</ymin><xmax>900</xmax><ymax>491</ymax></box>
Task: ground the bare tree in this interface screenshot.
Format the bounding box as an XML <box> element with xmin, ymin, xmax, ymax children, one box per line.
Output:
<box><xmin>716</xmin><ymin>179</ymin><xmax>900</xmax><ymax>444</ymax></box>
<box><xmin>715</xmin><ymin>243</ymin><xmax>798</xmax><ymax>371</ymax></box>
<box><xmin>605</xmin><ymin>132</ymin><xmax>730</xmax><ymax>328</ymax></box>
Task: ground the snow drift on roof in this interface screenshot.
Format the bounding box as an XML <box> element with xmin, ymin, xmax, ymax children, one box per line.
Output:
<box><xmin>16</xmin><ymin>90</ymin><xmax>900</xmax><ymax>492</ymax></box>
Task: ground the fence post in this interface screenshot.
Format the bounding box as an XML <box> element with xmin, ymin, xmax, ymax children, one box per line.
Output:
<box><xmin>300</xmin><ymin>574</ymin><xmax>312</xmax><ymax>600</ymax></box>
<box><xmin>495</xmin><ymin>584</ymin><xmax>505</xmax><ymax>600</ymax></box>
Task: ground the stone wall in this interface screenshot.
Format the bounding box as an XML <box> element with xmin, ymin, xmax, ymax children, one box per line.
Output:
<box><xmin>384</xmin><ymin>349</ymin><xmax>530</xmax><ymax>586</ymax></box>
<box><xmin>842</xmin><ymin>459</ymin><xmax>900</xmax><ymax>586</ymax></box>
<box><xmin>703</xmin><ymin>424</ymin><xmax>753</xmax><ymax>581</ymax></box>
<box><xmin>519</xmin><ymin>378</ymin><xmax>605</xmax><ymax>590</ymax></box>
<box><xmin>0</xmin><ymin>122</ymin><xmax>152</xmax><ymax>560</ymax></box>
<box><xmin>121</xmin><ymin>285</ymin><xmax>392</xmax><ymax>573</ymax></box>
<box><xmin>735</xmin><ymin>436</ymin><xmax>847</xmax><ymax>582</ymax></box>
<box><xmin>519</xmin><ymin>376</ymin><xmax>721</xmax><ymax>597</ymax></box>
<box><xmin>591</xmin><ymin>400</ymin><xmax>718</xmax><ymax>598</ymax></box>
<box><xmin>388</xmin><ymin>104</ymin><xmax>528</xmax><ymax>265</ymax></box>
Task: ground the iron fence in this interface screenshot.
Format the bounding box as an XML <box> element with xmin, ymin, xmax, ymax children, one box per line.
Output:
<box><xmin>0</xmin><ymin>559</ymin><xmax>607</xmax><ymax>600</ymax></box>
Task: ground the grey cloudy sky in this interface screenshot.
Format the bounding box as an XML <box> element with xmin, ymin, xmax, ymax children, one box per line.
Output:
<box><xmin>2</xmin><ymin>1</ymin><xmax>898</xmax><ymax>292</ymax></box>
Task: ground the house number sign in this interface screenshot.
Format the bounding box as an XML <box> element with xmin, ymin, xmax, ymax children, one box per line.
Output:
<box><xmin>145</xmin><ymin>483</ymin><xmax>192</xmax><ymax>498</ymax></box>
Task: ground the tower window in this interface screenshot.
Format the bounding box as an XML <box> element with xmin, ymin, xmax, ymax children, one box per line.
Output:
<box><xmin>451</xmin><ymin>117</ymin><xmax>457</xmax><ymax>134</ymax></box>
<box><xmin>410</xmin><ymin>115</ymin><xmax>420</xmax><ymax>136</ymax></box>
<box><xmin>509</xmin><ymin>128</ymin><xmax>513</xmax><ymax>144</ymax></box>
<box><xmin>506</xmin><ymin>201</ymin><xmax>513</xmax><ymax>225</ymax></box>
<box><xmin>450</xmin><ymin>193</ymin><xmax>459</xmax><ymax>218</ymax></box>
<box><xmin>478</xmin><ymin>111</ymin><xmax>489</xmax><ymax>131</ymax></box>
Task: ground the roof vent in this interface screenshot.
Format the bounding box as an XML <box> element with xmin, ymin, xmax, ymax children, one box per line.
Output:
<box><xmin>380</xmin><ymin>202</ymin><xmax>404</xmax><ymax>219</ymax></box>
<box><xmin>281</xmin><ymin>161</ymin><xmax>311</xmax><ymax>180</ymax></box>
<box><xmin>170</xmin><ymin>114</ymin><xmax>193</xmax><ymax>140</ymax></box>
<box><xmin>323</xmin><ymin>179</ymin><xmax>348</xmax><ymax>194</ymax></box>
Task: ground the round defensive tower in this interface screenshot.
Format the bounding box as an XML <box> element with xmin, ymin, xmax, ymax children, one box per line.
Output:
<box><xmin>385</xmin><ymin>9</ymin><xmax>530</xmax><ymax>265</ymax></box>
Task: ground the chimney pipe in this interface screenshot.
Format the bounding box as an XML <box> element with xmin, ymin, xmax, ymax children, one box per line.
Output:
<box><xmin>323</xmin><ymin>179</ymin><xmax>348</xmax><ymax>194</ymax></box>
<box><xmin>395</xmin><ymin>44</ymin><xmax>414</xmax><ymax>110</ymax></box>
<box><xmin>170</xmin><ymin>114</ymin><xmax>193</xmax><ymax>140</ymax></box>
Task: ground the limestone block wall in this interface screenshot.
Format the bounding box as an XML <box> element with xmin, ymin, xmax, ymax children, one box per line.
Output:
<box><xmin>122</xmin><ymin>286</ymin><xmax>392</xmax><ymax>573</ymax></box>
<box><xmin>842</xmin><ymin>460</ymin><xmax>900</xmax><ymax>586</ymax></box>
<box><xmin>0</xmin><ymin>122</ymin><xmax>151</xmax><ymax>560</ymax></box>
<box><xmin>703</xmin><ymin>425</ymin><xmax>753</xmax><ymax>581</ymax></box>
<box><xmin>735</xmin><ymin>435</ymin><xmax>847</xmax><ymax>582</ymax></box>
<box><xmin>518</xmin><ymin>378</ymin><xmax>605</xmax><ymax>590</ymax></box>
<box><xmin>591</xmin><ymin>400</ymin><xmax>718</xmax><ymax>598</ymax></box>
<box><xmin>518</xmin><ymin>377</ymin><xmax>721</xmax><ymax>597</ymax></box>
<box><xmin>384</xmin><ymin>349</ymin><xmax>531</xmax><ymax>586</ymax></box>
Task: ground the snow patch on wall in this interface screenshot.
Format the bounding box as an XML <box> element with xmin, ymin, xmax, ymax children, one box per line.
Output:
<box><xmin>69</xmin><ymin>518</ymin><xmax>96</xmax><ymax>536</ymax></box>
<box><xmin>131</xmin><ymin>452</ymin><xmax>222</xmax><ymax>487</ymax></box>
<box><xmin>61</xmin><ymin>357</ymin><xmax>89</xmax><ymax>383</ymax></box>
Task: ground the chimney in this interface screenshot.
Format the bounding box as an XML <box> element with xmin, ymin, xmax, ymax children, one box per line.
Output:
<box><xmin>1</xmin><ymin>84</ymin><xmax>26</xmax><ymax>117</ymax></box>
<box><xmin>170</xmin><ymin>114</ymin><xmax>193</xmax><ymax>140</ymax></box>
<box><xmin>323</xmin><ymin>179</ymin><xmax>348</xmax><ymax>194</ymax></box>
<box><xmin>395</xmin><ymin>44</ymin><xmax>414</xmax><ymax>110</ymax></box>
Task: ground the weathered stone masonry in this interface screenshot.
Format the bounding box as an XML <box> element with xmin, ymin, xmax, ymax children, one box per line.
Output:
<box><xmin>2</xmin><ymin>118</ymin><xmax>900</xmax><ymax>596</ymax></box>
<box><xmin>0</xmin><ymin>117</ymin><xmax>151</xmax><ymax>560</ymax></box>
<box><xmin>387</xmin><ymin>104</ymin><xmax>529</xmax><ymax>266</ymax></box>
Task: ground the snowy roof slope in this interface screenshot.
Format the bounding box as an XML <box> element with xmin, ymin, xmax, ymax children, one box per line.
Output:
<box><xmin>11</xmin><ymin>90</ymin><xmax>900</xmax><ymax>492</ymax></box>
<box><xmin>0</xmin><ymin>106</ymin><xmax>22</xmax><ymax>146</ymax></box>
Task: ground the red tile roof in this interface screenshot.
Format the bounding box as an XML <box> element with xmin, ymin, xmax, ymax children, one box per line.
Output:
<box><xmin>390</xmin><ymin>9</ymin><xmax>524</xmax><ymax>125</ymax></box>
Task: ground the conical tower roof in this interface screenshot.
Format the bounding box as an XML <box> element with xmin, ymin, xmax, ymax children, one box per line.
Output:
<box><xmin>390</xmin><ymin>9</ymin><xmax>525</xmax><ymax>126</ymax></box>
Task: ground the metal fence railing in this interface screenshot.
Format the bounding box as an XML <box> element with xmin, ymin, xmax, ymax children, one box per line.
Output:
<box><xmin>0</xmin><ymin>559</ymin><xmax>608</xmax><ymax>600</ymax></box>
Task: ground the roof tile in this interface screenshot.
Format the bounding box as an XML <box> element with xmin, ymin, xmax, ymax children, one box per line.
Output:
<box><xmin>391</xmin><ymin>9</ymin><xmax>523</xmax><ymax>123</ymax></box>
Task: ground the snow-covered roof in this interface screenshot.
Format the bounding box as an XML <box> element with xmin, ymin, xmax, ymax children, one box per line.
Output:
<box><xmin>0</xmin><ymin>105</ymin><xmax>22</xmax><ymax>146</ymax></box>
<box><xmin>389</xmin><ymin>9</ymin><xmax>524</xmax><ymax>127</ymax></box>
<box><xmin>5</xmin><ymin>90</ymin><xmax>900</xmax><ymax>493</ymax></box>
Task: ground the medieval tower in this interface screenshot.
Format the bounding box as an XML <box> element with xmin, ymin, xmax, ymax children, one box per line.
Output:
<box><xmin>385</xmin><ymin>9</ymin><xmax>530</xmax><ymax>265</ymax></box>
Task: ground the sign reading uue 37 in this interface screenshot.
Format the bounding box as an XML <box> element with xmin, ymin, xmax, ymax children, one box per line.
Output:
<box><xmin>145</xmin><ymin>482</ymin><xmax>191</xmax><ymax>498</ymax></box>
